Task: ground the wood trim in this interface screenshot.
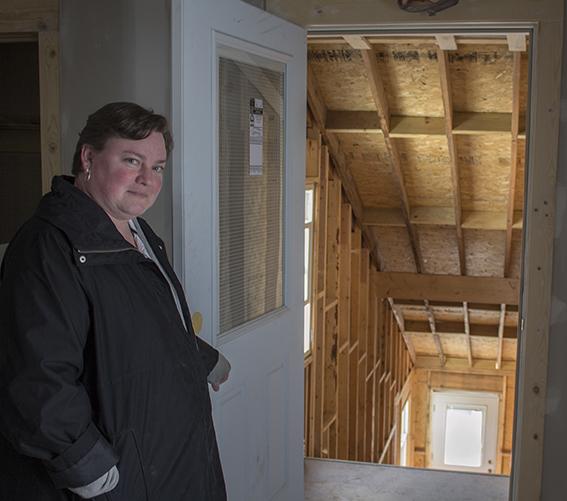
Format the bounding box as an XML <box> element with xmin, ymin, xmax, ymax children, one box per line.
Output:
<box><xmin>373</xmin><ymin>272</ymin><xmax>520</xmax><ymax>305</ymax></box>
<box><xmin>0</xmin><ymin>0</ymin><xmax>59</xmax><ymax>33</ymax></box>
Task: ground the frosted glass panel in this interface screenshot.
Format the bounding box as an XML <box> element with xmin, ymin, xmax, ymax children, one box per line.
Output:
<box><xmin>218</xmin><ymin>49</ymin><xmax>285</xmax><ymax>334</ymax></box>
<box><xmin>444</xmin><ymin>406</ymin><xmax>484</xmax><ymax>467</ymax></box>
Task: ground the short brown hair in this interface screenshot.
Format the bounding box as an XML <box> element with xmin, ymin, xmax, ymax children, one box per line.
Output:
<box><xmin>71</xmin><ymin>102</ymin><xmax>173</xmax><ymax>175</ymax></box>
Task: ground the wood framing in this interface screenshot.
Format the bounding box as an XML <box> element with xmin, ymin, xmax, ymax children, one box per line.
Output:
<box><xmin>373</xmin><ymin>272</ymin><xmax>520</xmax><ymax>305</ymax></box>
<box><xmin>1</xmin><ymin>0</ymin><xmax>61</xmax><ymax>195</ymax></box>
<box><xmin>304</xmin><ymin>123</ymin><xmax>413</xmax><ymax>465</ymax></box>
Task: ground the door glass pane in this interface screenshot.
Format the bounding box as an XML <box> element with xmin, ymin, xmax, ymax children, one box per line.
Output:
<box><xmin>218</xmin><ymin>46</ymin><xmax>285</xmax><ymax>334</ymax></box>
<box><xmin>304</xmin><ymin>302</ymin><xmax>311</xmax><ymax>353</ymax></box>
<box><xmin>444</xmin><ymin>406</ymin><xmax>484</xmax><ymax>467</ymax></box>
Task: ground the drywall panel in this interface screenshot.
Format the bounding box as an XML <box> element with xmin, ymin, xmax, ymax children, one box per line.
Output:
<box><xmin>60</xmin><ymin>0</ymin><xmax>172</xmax><ymax>255</ymax></box>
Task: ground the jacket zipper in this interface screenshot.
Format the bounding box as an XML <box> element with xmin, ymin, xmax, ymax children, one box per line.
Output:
<box><xmin>76</xmin><ymin>247</ymin><xmax>135</xmax><ymax>255</ymax></box>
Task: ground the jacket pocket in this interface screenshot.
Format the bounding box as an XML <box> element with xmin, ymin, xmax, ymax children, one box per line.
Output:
<box><xmin>104</xmin><ymin>430</ymin><xmax>148</xmax><ymax>501</ymax></box>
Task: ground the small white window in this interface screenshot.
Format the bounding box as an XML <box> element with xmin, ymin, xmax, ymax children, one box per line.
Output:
<box><xmin>430</xmin><ymin>390</ymin><xmax>499</xmax><ymax>474</ymax></box>
<box><xmin>304</xmin><ymin>187</ymin><xmax>314</xmax><ymax>354</ymax></box>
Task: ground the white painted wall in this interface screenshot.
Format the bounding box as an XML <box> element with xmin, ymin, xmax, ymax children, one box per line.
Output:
<box><xmin>60</xmin><ymin>0</ymin><xmax>173</xmax><ymax>255</ymax></box>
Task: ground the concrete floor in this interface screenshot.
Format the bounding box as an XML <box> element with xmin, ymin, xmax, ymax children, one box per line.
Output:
<box><xmin>305</xmin><ymin>458</ymin><xmax>510</xmax><ymax>501</ymax></box>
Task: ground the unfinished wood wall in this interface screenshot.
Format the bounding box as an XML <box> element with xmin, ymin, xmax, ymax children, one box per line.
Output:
<box><xmin>410</xmin><ymin>368</ymin><xmax>515</xmax><ymax>474</ymax></box>
<box><xmin>304</xmin><ymin>124</ymin><xmax>413</xmax><ymax>464</ymax></box>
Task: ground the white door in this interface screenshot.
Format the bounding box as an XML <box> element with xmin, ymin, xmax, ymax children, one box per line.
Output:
<box><xmin>430</xmin><ymin>390</ymin><xmax>499</xmax><ymax>474</ymax></box>
<box><xmin>171</xmin><ymin>2</ymin><xmax>306</xmax><ymax>500</ymax></box>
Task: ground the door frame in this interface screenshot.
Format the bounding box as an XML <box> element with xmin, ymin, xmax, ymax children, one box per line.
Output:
<box><xmin>300</xmin><ymin>21</ymin><xmax>560</xmax><ymax>501</ymax></box>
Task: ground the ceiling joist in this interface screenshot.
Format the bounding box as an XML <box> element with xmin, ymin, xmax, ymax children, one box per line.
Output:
<box><xmin>361</xmin><ymin>48</ymin><xmax>423</xmax><ymax>273</ymax></box>
<box><xmin>326</xmin><ymin>111</ymin><xmax>522</xmax><ymax>137</ymax></box>
<box><xmin>373</xmin><ymin>272</ymin><xmax>520</xmax><ymax>305</ymax></box>
<box><xmin>437</xmin><ymin>47</ymin><xmax>466</xmax><ymax>275</ymax></box>
<box><xmin>363</xmin><ymin>207</ymin><xmax>523</xmax><ymax>231</ymax></box>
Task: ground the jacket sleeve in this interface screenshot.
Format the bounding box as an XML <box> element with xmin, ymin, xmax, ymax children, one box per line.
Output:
<box><xmin>0</xmin><ymin>228</ymin><xmax>118</xmax><ymax>489</ymax></box>
<box><xmin>196</xmin><ymin>336</ymin><xmax>220</xmax><ymax>375</ymax></box>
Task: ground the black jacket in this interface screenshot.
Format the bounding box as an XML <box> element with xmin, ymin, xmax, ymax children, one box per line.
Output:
<box><xmin>0</xmin><ymin>176</ymin><xmax>226</xmax><ymax>500</ymax></box>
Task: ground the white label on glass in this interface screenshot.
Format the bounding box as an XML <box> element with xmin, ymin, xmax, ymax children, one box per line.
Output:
<box><xmin>249</xmin><ymin>98</ymin><xmax>263</xmax><ymax>175</ymax></box>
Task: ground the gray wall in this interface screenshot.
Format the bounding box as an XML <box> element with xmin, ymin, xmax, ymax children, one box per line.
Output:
<box><xmin>60</xmin><ymin>0</ymin><xmax>172</xmax><ymax>255</ymax></box>
<box><xmin>541</xmin><ymin>11</ymin><xmax>567</xmax><ymax>500</ymax></box>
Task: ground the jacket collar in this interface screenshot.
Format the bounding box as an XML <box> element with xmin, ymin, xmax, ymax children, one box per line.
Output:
<box><xmin>36</xmin><ymin>176</ymin><xmax>135</xmax><ymax>253</ymax></box>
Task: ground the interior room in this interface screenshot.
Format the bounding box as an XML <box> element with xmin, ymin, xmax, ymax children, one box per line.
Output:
<box><xmin>302</xmin><ymin>31</ymin><xmax>527</xmax><ymax>489</ymax></box>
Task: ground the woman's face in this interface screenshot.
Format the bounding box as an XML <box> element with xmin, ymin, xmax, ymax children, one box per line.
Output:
<box><xmin>80</xmin><ymin>131</ymin><xmax>167</xmax><ymax>221</ymax></box>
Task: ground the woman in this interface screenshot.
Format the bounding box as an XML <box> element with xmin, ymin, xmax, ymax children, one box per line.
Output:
<box><xmin>0</xmin><ymin>102</ymin><xmax>229</xmax><ymax>500</ymax></box>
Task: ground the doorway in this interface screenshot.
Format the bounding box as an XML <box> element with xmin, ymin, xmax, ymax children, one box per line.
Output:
<box><xmin>303</xmin><ymin>28</ymin><xmax>530</xmax><ymax>486</ymax></box>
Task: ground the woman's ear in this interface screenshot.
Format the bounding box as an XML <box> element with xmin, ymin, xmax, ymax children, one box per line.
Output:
<box><xmin>79</xmin><ymin>144</ymin><xmax>94</xmax><ymax>173</ymax></box>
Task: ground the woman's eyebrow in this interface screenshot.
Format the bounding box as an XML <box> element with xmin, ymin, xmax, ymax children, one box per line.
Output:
<box><xmin>123</xmin><ymin>150</ymin><xmax>166</xmax><ymax>163</ymax></box>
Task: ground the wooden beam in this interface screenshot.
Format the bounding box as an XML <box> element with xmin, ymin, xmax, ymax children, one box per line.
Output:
<box><xmin>390</xmin><ymin>115</ymin><xmax>445</xmax><ymax>137</ymax></box>
<box><xmin>505</xmin><ymin>52</ymin><xmax>522</xmax><ymax>277</ymax></box>
<box><xmin>415</xmin><ymin>356</ymin><xmax>516</xmax><ymax>375</ymax></box>
<box><xmin>507</xmin><ymin>34</ymin><xmax>527</xmax><ymax>52</ymax></box>
<box><xmin>308</xmin><ymin>35</ymin><xmax>511</xmax><ymax>46</ymax></box>
<box><xmin>496</xmin><ymin>305</ymin><xmax>507</xmax><ymax>369</ymax></box>
<box><xmin>342</xmin><ymin>34</ymin><xmax>372</xmax><ymax>50</ymax></box>
<box><xmin>453</xmin><ymin>112</ymin><xmax>513</xmax><ymax>135</ymax></box>
<box><xmin>361</xmin><ymin>48</ymin><xmax>422</xmax><ymax>273</ymax></box>
<box><xmin>463</xmin><ymin>302</ymin><xmax>473</xmax><ymax>367</ymax></box>
<box><xmin>388</xmin><ymin>298</ymin><xmax>416</xmax><ymax>364</ymax></box>
<box><xmin>363</xmin><ymin>206</ymin><xmax>523</xmax><ymax>230</ymax></box>
<box><xmin>424</xmin><ymin>299</ymin><xmax>446</xmax><ymax>366</ymax></box>
<box><xmin>373</xmin><ymin>272</ymin><xmax>520</xmax><ymax>305</ymax></box>
<box><xmin>437</xmin><ymin>47</ymin><xmax>465</xmax><ymax>275</ymax></box>
<box><xmin>326</xmin><ymin>111</ymin><xmax>381</xmax><ymax>134</ymax></box>
<box><xmin>326</xmin><ymin>111</ymin><xmax>513</xmax><ymax>136</ymax></box>
<box><xmin>436</xmin><ymin>35</ymin><xmax>457</xmax><ymax>50</ymax></box>
<box><xmin>405</xmin><ymin>320</ymin><xmax>517</xmax><ymax>338</ymax></box>
<box><xmin>307</xmin><ymin>65</ymin><xmax>382</xmax><ymax>266</ymax></box>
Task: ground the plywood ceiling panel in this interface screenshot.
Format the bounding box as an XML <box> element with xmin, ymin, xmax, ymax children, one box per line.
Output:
<box><xmin>449</xmin><ymin>45</ymin><xmax>514</xmax><ymax>113</ymax></box>
<box><xmin>308</xmin><ymin>44</ymin><xmax>375</xmax><ymax>111</ymax></box>
<box><xmin>464</xmin><ymin>229</ymin><xmax>506</xmax><ymax>277</ymax></box>
<box><xmin>457</xmin><ymin>135</ymin><xmax>512</xmax><ymax>212</ymax></box>
<box><xmin>396</xmin><ymin>136</ymin><xmax>453</xmax><ymax>207</ymax></box>
<box><xmin>337</xmin><ymin>133</ymin><xmax>400</xmax><ymax>208</ymax></box>
<box><xmin>373</xmin><ymin>226</ymin><xmax>416</xmax><ymax>272</ymax></box>
<box><xmin>416</xmin><ymin>225</ymin><xmax>460</xmax><ymax>275</ymax></box>
<box><xmin>372</xmin><ymin>43</ymin><xmax>444</xmax><ymax>117</ymax></box>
